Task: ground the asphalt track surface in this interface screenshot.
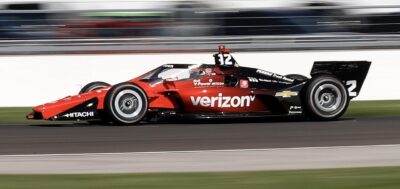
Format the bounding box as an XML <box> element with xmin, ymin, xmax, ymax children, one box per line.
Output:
<box><xmin>1</xmin><ymin>117</ymin><xmax>400</xmax><ymax>155</ymax></box>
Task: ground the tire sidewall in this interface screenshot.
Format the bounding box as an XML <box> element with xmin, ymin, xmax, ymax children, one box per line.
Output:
<box><xmin>105</xmin><ymin>83</ymin><xmax>148</xmax><ymax>125</ymax></box>
<box><xmin>305</xmin><ymin>75</ymin><xmax>349</xmax><ymax>120</ymax></box>
<box><xmin>80</xmin><ymin>81</ymin><xmax>111</xmax><ymax>94</ymax></box>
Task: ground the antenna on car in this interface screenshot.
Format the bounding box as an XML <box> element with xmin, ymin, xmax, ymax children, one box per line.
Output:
<box><xmin>218</xmin><ymin>44</ymin><xmax>231</xmax><ymax>54</ymax></box>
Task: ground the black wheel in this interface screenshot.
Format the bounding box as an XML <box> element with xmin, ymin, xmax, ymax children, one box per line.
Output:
<box><xmin>303</xmin><ymin>75</ymin><xmax>349</xmax><ymax>121</ymax></box>
<box><xmin>79</xmin><ymin>81</ymin><xmax>111</xmax><ymax>94</ymax></box>
<box><xmin>104</xmin><ymin>83</ymin><xmax>148</xmax><ymax>125</ymax></box>
<box><xmin>285</xmin><ymin>74</ymin><xmax>308</xmax><ymax>81</ymax></box>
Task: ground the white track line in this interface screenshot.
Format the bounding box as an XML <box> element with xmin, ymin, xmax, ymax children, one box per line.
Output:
<box><xmin>1</xmin><ymin>144</ymin><xmax>400</xmax><ymax>174</ymax></box>
<box><xmin>1</xmin><ymin>144</ymin><xmax>400</xmax><ymax>157</ymax></box>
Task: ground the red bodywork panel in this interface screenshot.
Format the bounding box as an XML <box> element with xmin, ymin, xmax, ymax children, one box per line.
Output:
<box><xmin>33</xmin><ymin>88</ymin><xmax>108</xmax><ymax>120</ymax></box>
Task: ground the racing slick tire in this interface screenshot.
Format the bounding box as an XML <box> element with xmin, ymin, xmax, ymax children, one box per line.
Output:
<box><xmin>285</xmin><ymin>74</ymin><xmax>308</xmax><ymax>81</ymax></box>
<box><xmin>104</xmin><ymin>82</ymin><xmax>148</xmax><ymax>125</ymax></box>
<box><xmin>303</xmin><ymin>75</ymin><xmax>349</xmax><ymax>121</ymax></box>
<box><xmin>79</xmin><ymin>81</ymin><xmax>111</xmax><ymax>124</ymax></box>
<box><xmin>79</xmin><ymin>81</ymin><xmax>111</xmax><ymax>94</ymax></box>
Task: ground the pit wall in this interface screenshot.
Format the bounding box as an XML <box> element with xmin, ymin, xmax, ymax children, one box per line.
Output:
<box><xmin>0</xmin><ymin>49</ymin><xmax>398</xmax><ymax>107</ymax></box>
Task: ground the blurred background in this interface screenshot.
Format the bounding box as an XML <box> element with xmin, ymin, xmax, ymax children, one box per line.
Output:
<box><xmin>1</xmin><ymin>0</ymin><xmax>400</xmax><ymax>54</ymax></box>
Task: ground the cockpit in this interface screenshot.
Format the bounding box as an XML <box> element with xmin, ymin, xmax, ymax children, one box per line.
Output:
<box><xmin>139</xmin><ymin>64</ymin><xmax>207</xmax><ymax>82</ymax></box>
<box><xmin>139</xmin><ymin>45</ymin><xmax>238</xmax><ymax>83</ymax></box>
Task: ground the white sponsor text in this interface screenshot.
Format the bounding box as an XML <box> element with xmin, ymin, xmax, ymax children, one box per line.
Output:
<box><xmin>190</xmin><ymin>93</ymin><xmax>255</xmax><ymax>108</ymax></box>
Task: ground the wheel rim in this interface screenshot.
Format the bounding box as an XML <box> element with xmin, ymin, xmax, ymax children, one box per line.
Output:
<box><xmin>313</xmin><ymin>83</ymin><xmax>342</xmax><ymax>113</ymax></box>
<box><xmin>114</xmin><ymin>89</ymin><xmax>143</xmax><ymax>118</ymax></box>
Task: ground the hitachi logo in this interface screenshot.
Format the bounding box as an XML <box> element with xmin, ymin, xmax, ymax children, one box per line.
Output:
<box><xmin>64</xmin><ymin>111</ymin><xmax>94</xmax><ymax>118</ymax></box>
<box><xmin>190</xmin><ymin>93</ymin><xmax>256</xmax><ymax>108</ymax></box>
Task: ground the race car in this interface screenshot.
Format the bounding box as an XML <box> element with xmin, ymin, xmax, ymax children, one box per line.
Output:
<box><xmin>27</xmin><ymin>45</ymin><xmax>371</xmax><ymax>125</ymax></box>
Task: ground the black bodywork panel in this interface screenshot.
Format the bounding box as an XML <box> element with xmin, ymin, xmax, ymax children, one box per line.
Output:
<box><xmin>231</xmin><ymin>66</ymin><xmax>307</xmax><ymax>115</ymax></box>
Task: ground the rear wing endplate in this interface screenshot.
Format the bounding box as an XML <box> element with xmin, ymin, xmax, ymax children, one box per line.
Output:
<box><xmin>311</xmin><ymin>61</ymin><xmax>371</xmax><ymax>98</ymax></box>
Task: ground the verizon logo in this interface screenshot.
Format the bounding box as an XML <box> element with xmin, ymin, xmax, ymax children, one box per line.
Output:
<box><xmin>190</xmin><ymin>93</ymin><xmax>255</xmax><ymax>108</ymax></box>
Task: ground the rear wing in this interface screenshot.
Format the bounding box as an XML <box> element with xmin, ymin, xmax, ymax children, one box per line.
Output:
<box><xmin>311</xmin><ymin>61</ymin><xmax>371</xmax><ymax>98</ymax></box>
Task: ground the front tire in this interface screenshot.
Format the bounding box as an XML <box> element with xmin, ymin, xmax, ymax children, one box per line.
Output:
<box><xmin>303</xmin><ymin>75</ymin><xmax>349</xmax><ymax>121</ymax></box>
<box><xmin>104</xmin><ymin>83</ymin><xmax>148</xmax><ymax>125</ymax></box>
<box><xmin>79</xmin><ymin>81</ymin><xmax>111</xmax><ymax>94</ymax></box>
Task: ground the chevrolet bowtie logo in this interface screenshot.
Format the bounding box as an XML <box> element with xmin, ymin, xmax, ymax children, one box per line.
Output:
<box><xmin>276</xmin><ymin>91</ymin><xmax>298</xmax><ymax>98</ymax></box>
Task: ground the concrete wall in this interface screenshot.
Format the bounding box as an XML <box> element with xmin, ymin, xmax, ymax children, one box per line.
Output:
<box><xmin>0</xmin><ymin>49</ymin><xmax>399</xmax><ymax>107</ymax></box>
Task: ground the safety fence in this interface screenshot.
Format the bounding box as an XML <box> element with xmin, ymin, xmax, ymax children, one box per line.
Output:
<box><xmin>0</xmin><ymin>3</ymin><xmax>400</xmax><ymax>54</ymax></box>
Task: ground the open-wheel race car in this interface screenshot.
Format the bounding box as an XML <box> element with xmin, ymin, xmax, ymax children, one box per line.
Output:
<box><xmin>27</xmin><ymin>45</ymin><xmax>371</xmax><ymax>125</ymax></box>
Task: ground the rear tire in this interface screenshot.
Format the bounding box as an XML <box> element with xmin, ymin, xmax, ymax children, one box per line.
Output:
<box><xmin>303</xmin><ymin>75</ymin><xmax>349</xmax><ymax>121</ymax></box>
<box><xmin>104</xmin><ymin>83</ymin><xmax>148</xmax><ymax>125</ymax></box>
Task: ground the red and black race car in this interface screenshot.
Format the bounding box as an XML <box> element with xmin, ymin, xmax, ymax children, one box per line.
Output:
<box><xmin>27</xmin><ymin>45</ymin><xmax>371</xmax><ymax>125</ymax></box>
